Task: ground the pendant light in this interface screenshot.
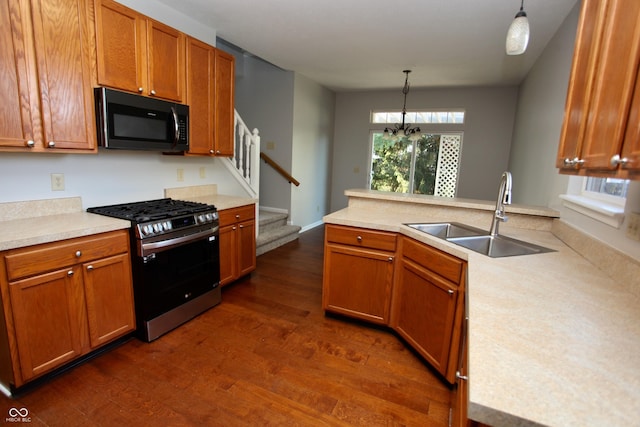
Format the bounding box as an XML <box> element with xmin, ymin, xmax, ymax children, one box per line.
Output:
<box><xmin>383</xmin><ymin>70</ymin><xmax>421</xmax><ymax>142</ymax></box>
<box><xmin>506</xmin><ymin>0</ymin><xmax>530</xmax><ymax>55</ymax></box>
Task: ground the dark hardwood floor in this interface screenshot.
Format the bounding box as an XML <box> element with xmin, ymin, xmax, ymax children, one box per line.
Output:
<box><xmin>0</xmin><ymin>225</ymin><xmax>452</xmax><ymax>426</ymax></box>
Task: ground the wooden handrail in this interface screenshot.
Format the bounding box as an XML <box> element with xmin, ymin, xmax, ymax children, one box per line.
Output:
<box><xmin>260</xmin><ymin>152</ymin><xmax>300</xmax><ymax>186</ymax></box>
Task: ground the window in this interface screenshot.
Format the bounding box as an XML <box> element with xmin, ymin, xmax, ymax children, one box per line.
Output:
<box><xmin>560</xmin><ymin>176</ymin><xmax>629</xmax><ymax>228</ymax></box>
<box><xmin>371</xmin><ymin>110</ymin><xmax>465</xmax><ymax>125</ymax></box>
<box><xmin>369</xmin><ymin>132</ymin><xmax>462</xmax><ymax>197</ymax></box>
<box><xmin>582</xmin><ymin>177</ymin><xmax>629</xmax><ymax>206</ymax></box>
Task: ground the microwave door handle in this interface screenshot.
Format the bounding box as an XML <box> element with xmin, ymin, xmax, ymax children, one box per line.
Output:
<box><xmin>170</xmin><ymin>106</ymin><xmax>179</xmax><ymax>148</ymax></box>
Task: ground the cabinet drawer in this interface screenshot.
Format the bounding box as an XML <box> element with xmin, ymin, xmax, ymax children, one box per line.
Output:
<box><xmin>402</xmin><ymin>236</ymin><xmax>464</xmax><ymax>284</ymax></box>
<box><xmin>4</xmin><ymin>231</ymin><xmax>129</xmax><ymax>281</ymax></box>
<box><xmin>218</xmin><ymin>204</ymin><xmax>255</xmax><ymax>226</ymax></box>
<box><xmin>326</xmin><ymin>225</ymin><xmax>396</xmax><ymax>252</ymax></box>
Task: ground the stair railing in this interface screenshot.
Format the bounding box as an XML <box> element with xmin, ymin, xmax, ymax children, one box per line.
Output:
<box><xmin>260</xmin><ymin>152</ymin><xmax>300</xmax><ymax>186</ymax></box>
<box><xmin>222</xmin><ymin>110</ymin><xmax>260</xmax><ymax>199</ymax></box>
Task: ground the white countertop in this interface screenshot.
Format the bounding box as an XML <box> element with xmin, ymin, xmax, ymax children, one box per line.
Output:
<box><xmin>324</xmin><ymin>202</ymin><xmax>640</xmax><ymax>427</ymax></box>
<box><xmin>0</xmin><ymin>198</ymin><xmax>131</xmax><ymax>251</ymax></box>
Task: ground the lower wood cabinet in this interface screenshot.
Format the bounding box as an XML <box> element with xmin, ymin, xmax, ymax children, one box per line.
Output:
<box><xmin>391</xmin><ymin>236</ymin><xmax>466</xmax><ymax>383</ymax></box>
<box><xmin>218</xmin><ymin>204</ymin><xmax>256</xmax><ymax>286</ymax></box>
<box><xmin>322</xmin><ymin>226</ymin><xmax>467</xmax><ymax>385</ymax></box>
<box><xmin>0</xmin><ymin>230</ymin><xmax>135</xmax><ymax>388</ymax></box>
<box><xmin>322</xmin><ymin>225</ymin><xmax>396</xmax><ymax>324</ymax></box>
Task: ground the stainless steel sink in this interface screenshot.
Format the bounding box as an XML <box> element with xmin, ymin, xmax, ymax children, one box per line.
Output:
<box><xmin>405</xmin><ymin>222</ymin><xmax>485</xmax><ymax>239</ymax></box>
<box><xmin>405</xmin><ymin>222</ymin><xmax>555</xmax><ymax>258</ymax></box>
<box><xmin>447</xmin><ymin>234</ymin><xmax>555</xmax><ymax>258</ymax></box>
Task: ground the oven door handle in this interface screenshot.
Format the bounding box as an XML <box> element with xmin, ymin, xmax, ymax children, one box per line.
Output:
<box><xmin>140</xmin><ymin>226</ymin><xmax>218</xmax><ymax>257</ymax></box>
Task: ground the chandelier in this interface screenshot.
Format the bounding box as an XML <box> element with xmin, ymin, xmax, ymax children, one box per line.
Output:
<box><xmin>383</xmin><ymin>70</ymin><xmax>421</xmax><ymax>142</ymax></box>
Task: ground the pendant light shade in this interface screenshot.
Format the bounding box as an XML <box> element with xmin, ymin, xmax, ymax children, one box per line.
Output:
<box><xmin>506</xmin><ymin>0</ymin><xmax>530</xmax><ymax>55</ymax></box>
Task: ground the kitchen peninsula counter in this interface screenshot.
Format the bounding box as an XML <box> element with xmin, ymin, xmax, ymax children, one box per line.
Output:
<box><xmin>324</xmin><ymin>190</ymin><xmax>640</xmax><ymax>427</ymax></box>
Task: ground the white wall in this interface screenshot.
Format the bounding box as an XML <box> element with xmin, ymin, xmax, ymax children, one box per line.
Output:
<box><xmin>291</xmin><ymin>74</ymin><xmax>335</xmax><ymax>230</ymax></box>
<box><xmin>330</xmin><ymin>87</ymin><xmax>519</xmax><ymax>211</ymax></box>
<box><xmin>0</xmin><ymin>151</ymin><xmax>245</xmax><ymax>208</ymax></box>
<box><xmin>510</xmin><ymin>2</ymin><xmax>640</xmax><ymax>260</ymax></box>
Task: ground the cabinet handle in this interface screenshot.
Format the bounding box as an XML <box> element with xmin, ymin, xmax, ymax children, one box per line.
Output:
<box><xmin>610</xmin><ymin>154</ymin><xmax>630</xmax><ymax>168</ymax></box>
<box><xmin>456</xmin><ymin>371</ymin><xmax>468</xmax><ymax>381</ymax></box>
<box><xmin>210</xmin><ymin>149</ymin><xmax>214</xmax><ymax>154</ymax></box>
<box><xmin>239</xmin><ymin>224</ymin><xmax>244</xmax><ymax>228</ymax></box>
<box><xmin>235</xmin><ymin>214</ymin><xmax>240</xmax><ymax>219</ymax></box>
<box><xmin>150</xmin><ymin>89</ymin><xmax>156</xmax><ymax>96</ymax></box>
<box><xmin>563</xmin><ymin>157</ymin><xmax>584</xmax><ymax>167</ymax></box>
<box><xmin>232</xmin><ymin>226</ymin><xmax>237</xmax><ymax>230</ymax></box>
<box><xmin>387</xmin><ymin>256</ymin><xmax>393</xmax><ymax>262</ymax></box>
<box><xmin>67</xmin><ymin>270</ymin><xmax>74</xmax><ymax>276</ymax></box>
<box><xmin>138</xmin><ymin>87</ymin><xmax>144</xmax><ymax>93</ymax></box>
<box><xmin>75</xmin><ymin>250</ymin><xmax>82</xmax><ymax>257</ymax></box>
<box><xmin>86</xmin><ymin>265</ymin><xmax>94</xmax><ymax>271</ymax></box>
<box><xmin>26</xmin><ymin>140</ymin><xmax>35</xmax><ymax>147</ymax></box>
<box><xmin>356</xmin><ymin>235</ymin><xmax>362</xmax><ymax>242</ymax></box>
<box><xmin>48</xmin><ymin>141</ymin><xmax>55</xmax><ymax>148</ymax></box>
<box><xmin>448</xmin><ymin>289</ymin><xmax>454</xmax><ymax>295</ymax></box>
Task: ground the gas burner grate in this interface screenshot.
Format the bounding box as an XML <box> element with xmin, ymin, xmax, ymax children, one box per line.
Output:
<box><xmin>87</xmin><ymin>198</ymin><xmax>216</xmax><ymax>223</ymax></box>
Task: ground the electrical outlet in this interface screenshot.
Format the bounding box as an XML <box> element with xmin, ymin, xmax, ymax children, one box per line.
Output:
<box><xmin>626</xmin><ymin>212</ymin><xmax>640</xmax><ymax>241</ymax></box>
<box><xmin>51</xmin><ymin>173</ymin><xmax>65</xmax><ymax>191</ymax></box>
<box><xmin>199</xmin><ymin>167</ymin><xmax>206</xmax><ymax>179</ymax></box>
<box><xmin>177</xmin><ymin>168</ymin><xmax>184</xmax><ymax>182</ymax></box>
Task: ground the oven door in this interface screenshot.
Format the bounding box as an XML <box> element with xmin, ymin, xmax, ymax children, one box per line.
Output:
<box><xmin>133</xmin><ymin>229</ymin><xmax>220</xmax><ymax>321</ymax></box>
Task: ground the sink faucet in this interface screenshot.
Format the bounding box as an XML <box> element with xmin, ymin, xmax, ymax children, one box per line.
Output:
<box><xmin>490</xmin><ymin>171</ymin><xmax>512</xmax><ymax>236</ymax></box>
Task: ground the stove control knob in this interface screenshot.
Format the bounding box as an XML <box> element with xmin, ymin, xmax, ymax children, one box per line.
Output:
<box><xmin>163</xmin><ymin>221</ymin><xmax>172</xmax><ymax>231</ymax></box>
<box><xmin>141</xmin><ymin>225</ymin><xmax>153</xmax><ymax>236</ymax></box>
<box><xmin>153</xmin><ymin>223</ymin><xmax>162</xmax><ymax>233</ymax></box>
<box><xmin>205</xmin><ymin>213</ymin><xmax>214</xmax><ymax>222</ymax></box>
<box><xmin>198</xmin><ymin>214</ymin><xmax>206</xmax><ymax>223</ymax></box>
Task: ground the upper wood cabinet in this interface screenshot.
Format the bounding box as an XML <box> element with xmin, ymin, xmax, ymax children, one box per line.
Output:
<box><xmin>186</xmin><ymin>37</ymin><xmax>215</xmax><ymax>155</ymax></box>
<box><xmin>214</xmin><ymin>49</ymin><xmax>235</xmax><ymax>156</ymax></box>
<box><xmin>186</xmin><ymin>39</ymin><xmax>235</xmax><ymax>156</ymax></box>
<box><xmin>0</xmin><ymin>0</ymin><xmax>96</xmax><ymax>152</ymax></box>
<box><xmin>557</xmin><ymin>0</ymin><xmax>640</xmax><ymax>179</ymax></box>
<box><xmin>95</xmin><ymin>0</ymin><xmax>185</xmax><ymax>103</ymax></box>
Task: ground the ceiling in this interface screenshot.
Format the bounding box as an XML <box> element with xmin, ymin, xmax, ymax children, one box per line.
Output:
<box><xmin>157</xmin><ymin>0</ymin><xmax>579</xmax><ymax>91</ymax></box>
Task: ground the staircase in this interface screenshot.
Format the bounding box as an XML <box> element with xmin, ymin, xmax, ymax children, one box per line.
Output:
<box><xmin>256</xmin><ymin>210</ymin><xmax>301</xmax><ymax>256</ymax></box>
<box><xmin>227</xmin><ymin>110</ymin><xmax>302</xmax><ymax>256</ymax></box>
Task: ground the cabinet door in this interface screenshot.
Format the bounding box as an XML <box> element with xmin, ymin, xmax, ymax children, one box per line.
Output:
<box><xmin>147</xmin><ymin>19</ymin><xmax>185</xmax><ymax>102</ymax></box>
<box><xmin>214</xmin><ymin>49</ymin><xmax>235</xmax><ymax>156</ymax></box>
<box><xmin>322</xmin><ymin>243</ymin><xmax>394</xmax><ymax>324</ymax></box>
<box><xmin>9</xmin><ymin>268</ymin><xmax>86</xmax><ymax>383</ymax></box>
<box><xmin>620</xmin><ymin>71</ymin><xmax>640</xmax><ymax>174</ymax></box>
<box><xmin>95</xmin><ymin>0</ymin><xmax>146</xmax><ymax>94</ymax></box>
<box><xmin>0</xmin><ymin>0</ymin><xmax>40</xmax><ymax>150</ymax></box>
<box><xmin>392</xmin><ymin>257</ymin><xmax>458</xmax><ymax>378</ymax></box>
<box><xmin>30</xmin><ymin>0</ymin><xmax>96</xmax><ymax>151</ymax></box>
<box><xmin>83</xmin><ymin>254</ymin><xmax>135</xmax><ymax>348</ymax></box>
<box><xmin>556</xmin><ymin>0</ymin><xmax>607</xmax><ymax>170</ymax></box>
<box><xmin>186</xmin><ymin>37</ymin><xmax>215</xmax><ymax>155</ymax></box>
<box><xmin>218</xmin><ymin>224</ymin><xmax>236</xmax><ymax>286</ymax></box>
<box><xmin>580</xmin><ymin>0</ymin><xmax>640</xmax><ymax>171</ymax></box>
<box><xmin>237</xmin><ymin>219</ymin><xmax>256</xmax><ymax>277</ymax></box>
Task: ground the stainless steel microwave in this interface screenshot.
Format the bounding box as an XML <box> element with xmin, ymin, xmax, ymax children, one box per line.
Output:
<box><xmin>95</xmin><ymin>87</ymin><xmax>189</xmax><ymax>151</ymax></box>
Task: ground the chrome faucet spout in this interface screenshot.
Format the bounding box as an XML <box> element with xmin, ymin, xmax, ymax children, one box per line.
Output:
<box><xmin>490</xmin><ymin>171</ymin><xmax>512</xmax><ymax>236</ymax></box>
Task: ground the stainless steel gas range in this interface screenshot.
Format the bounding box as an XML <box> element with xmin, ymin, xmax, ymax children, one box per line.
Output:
<box><xmin>88</xmin><ymin>198</ymin><xmax>221</xmax><ymax>342</ymax></box>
